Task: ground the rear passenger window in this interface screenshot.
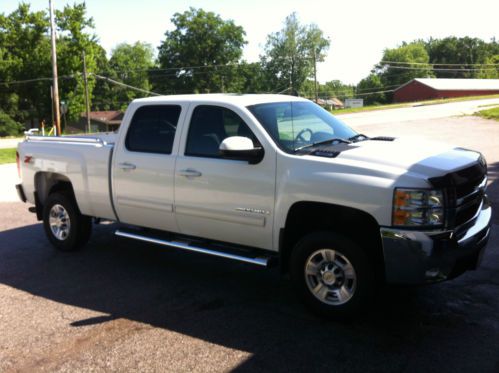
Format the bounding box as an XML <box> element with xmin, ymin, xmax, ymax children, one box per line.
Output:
<box><xmin>185</xmin><ymin>105</ymin><xmax>258</xmax><ymax>158</ymax></box>
<box><xmin>125</xmin><ymin>105</ymin><xmax>181</xmax><ymax>154</ymax></box>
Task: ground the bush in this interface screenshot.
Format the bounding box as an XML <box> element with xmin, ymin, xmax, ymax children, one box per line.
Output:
<box><xmin>0</xmin><ymin>110</ymin><xmax>23</xmax><ymax>137</ymax></box>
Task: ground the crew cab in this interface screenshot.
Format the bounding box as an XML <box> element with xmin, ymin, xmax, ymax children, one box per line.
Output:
<box><xmin>16</xmin><ymin>94</ymin><xmax>492</xmax><ymax>317</ymax></box>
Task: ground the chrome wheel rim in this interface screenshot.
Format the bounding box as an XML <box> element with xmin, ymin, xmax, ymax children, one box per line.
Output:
<box><xmin>304</xmin><ymin>249</ymin><xmax>357</xmax><ymax>306</ymax></box>
<box><xmin>49</xmin><ymin>204</ymin><xmax>71</xmax><ymax>241</ymax></box>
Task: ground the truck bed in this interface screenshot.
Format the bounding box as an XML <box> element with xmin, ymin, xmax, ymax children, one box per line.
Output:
<box><xmin>17</xmin><ymin>133</ymin><xmax>118</xmax><ymax>221</ymax></box>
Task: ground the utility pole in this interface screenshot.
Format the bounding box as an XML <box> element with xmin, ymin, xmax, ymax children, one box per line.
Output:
<box><xmin>49</xmin><ymin>0</ymin><xmax>61</xmax><ymax>136</ymax></box>
<box><xmin>313</xmin><ymin>49</ymin><xmax>318</xmax><ymax>103</ymax></box>
<box><xmin>50</xmin><ymin>86</ymin><xmax>54</xmax><ymax>132</ymax></box>
<box><xmin>82</xmin><ymin>51</ymin><xmax>91</xmax><ymax>133</ymax></box>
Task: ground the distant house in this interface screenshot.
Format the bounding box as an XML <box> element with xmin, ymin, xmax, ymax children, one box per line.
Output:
<box><xmin>394</xmin><ymin>78</ymin><xmax>499</xmax><ymax>102</ymax></box>
<box><xmin>317</xmin><ymin>98</ymin><xmax>344</xmax><ymax>110</ymax></box>
<box><xmin>67</xmin><ymin>111</ymin><xmax>124</xmax><ymax>133</ymax></box>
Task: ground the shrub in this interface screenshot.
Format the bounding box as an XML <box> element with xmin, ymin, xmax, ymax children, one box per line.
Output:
<box><xmin>0</xmin><ymin>110</ymin><xmax>23</xmax><ymax>137</ymax></box>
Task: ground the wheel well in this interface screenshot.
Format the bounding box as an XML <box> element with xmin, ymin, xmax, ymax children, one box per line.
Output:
<box><xmin>34</xmin><ymin>172</ymin><xmax>76</xmax><ymax>219</ymax></box>
<box><xmin>280</xmin><ymin>201</ymin><xmax>384</xmax><ymax>279</ymax></box>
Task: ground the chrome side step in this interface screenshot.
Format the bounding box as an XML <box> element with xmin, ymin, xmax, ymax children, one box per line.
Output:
<box><xmin>115</xmin><ymin>229</ymin><xmax>270</xmax><ymax>267</ymax></box>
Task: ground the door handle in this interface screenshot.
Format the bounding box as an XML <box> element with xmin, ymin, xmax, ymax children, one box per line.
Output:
<box><xmin>177</xmin><ymin>168</ymin><xmax>202</xmax><ymax>177</ymax></box>
<box><xmin>118</xmin><ymin>162</ymin><xmax>136</xmax><ymax>170</ymax></box>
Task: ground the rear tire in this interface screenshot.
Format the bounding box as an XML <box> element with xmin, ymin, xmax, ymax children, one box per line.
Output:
<box><xmin>290</xmin><ymin>231</ymin><xmax>375</xmax><ymax>319</ymax></box>
<box><xmin>43</xmin><ymin>192</ymin><xmax>92</xmax><ymax>251</ymax></box>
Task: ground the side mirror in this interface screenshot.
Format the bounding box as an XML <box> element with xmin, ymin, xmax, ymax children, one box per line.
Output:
<box><xmin>219</xmin><ymin>136</ymin><xmax>264</xmax><ymax>164</ymax></box>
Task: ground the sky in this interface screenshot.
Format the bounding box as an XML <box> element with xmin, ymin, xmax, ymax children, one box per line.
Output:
<box><xmin>1</xmin><ymin>0</ymin><xmax>498</xmax><ymax>84</ymax></box>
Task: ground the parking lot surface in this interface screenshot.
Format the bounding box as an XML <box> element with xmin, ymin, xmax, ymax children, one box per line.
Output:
<box><xmin>1</xmin><ymin>114</ymin><xmax>498</xmax><ymax>372</ymax></box>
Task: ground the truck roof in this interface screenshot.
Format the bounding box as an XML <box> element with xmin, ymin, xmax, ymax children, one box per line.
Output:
<box><xmin>131</xmin><ymin>93</ymin><xmax>309</xmax><ymax>107</ymax></box>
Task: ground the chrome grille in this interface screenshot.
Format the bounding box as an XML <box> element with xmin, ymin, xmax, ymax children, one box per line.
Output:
<box><xmin>430</xmin><ymin>162</ymin><xmax>487</xmax><ymax>229</ymax></box>
<box><xmin>454</xmin><ymin>176</ymin><xmax>486</xmax><ymax>227</ymax></box>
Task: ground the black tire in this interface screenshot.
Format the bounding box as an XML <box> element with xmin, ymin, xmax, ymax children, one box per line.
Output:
<box><xmin>290</xmin><ymin>231</ymin><xmax>375</xmax><ymax>319</ymax></box>
<box><xmin>42</xmin><ymin>191</ymin><xmax>92</xmax><ymax>251</ymax></box>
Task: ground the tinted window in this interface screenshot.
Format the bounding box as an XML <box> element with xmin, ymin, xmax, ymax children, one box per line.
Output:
<box><xmin>125</xmin><ymin>105</ymin><xmax>181</xmax><ymax>154</ymax></box>
<box><xmin>185</xmin><ymin>106</ymin><xmax>258</xmax><ymax>158</ymax></box>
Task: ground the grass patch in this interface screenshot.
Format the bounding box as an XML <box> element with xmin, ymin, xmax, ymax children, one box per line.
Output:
<box><xmin>416</xmin><ymin>94</ymin><xmax>499</xmax><ymax>107</ymax></box>
<box><xmin>475</xmin><ymin>106</ymin><xmax>499</xmax><ymax>121</ymax></box>
<box><xmin>0</xmin><ymin>148</ymin><xmax>16</xmax><ymax>164</ymax></box>
<box><xmin>0</xmin><ymin>136</ymin><xmax>24</xmax><ymax>140</ymax></box>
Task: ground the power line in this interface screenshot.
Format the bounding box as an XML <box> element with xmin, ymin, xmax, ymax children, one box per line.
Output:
<box><xmin>353</xmin><ymin>89</ymin><xmax>395</xmax><ymax>97</ymax></box>
<box><xmin>381</xmin><ymin>65</ymin><xmax>498</xmax><ymax>72</ymax></box>
<box><xmin>109</xmin><ymin>62</ymin><xmax>239</xmax><ymax>75</ymax></box>
<box><xmin>319</xmin><ymin>83</ymin><xmax>401</xmax><ymax>96</ymax></box>
<box><xmin>381</xmin><ymin>60</ymin><xmax>499</xmax><ymax>67</ymax></box>
<box><xmin>93</xmin><ymin>74</ymin><xmax>161</xmax><ymax>96</ymax></box>
<box><xmin>0</xmin><ymin>75</ymin><xmax>76</xmax><ymax>86</ymax></box>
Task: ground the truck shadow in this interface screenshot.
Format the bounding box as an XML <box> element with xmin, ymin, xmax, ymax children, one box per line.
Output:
<box><xmin>0</xmin><ymin>218</ymin><xmax>498</xmax><ymax>371</ymax></box>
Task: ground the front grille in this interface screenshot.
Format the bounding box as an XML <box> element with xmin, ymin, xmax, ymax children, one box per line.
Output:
<box><xmin>430</xmin><ymin>162</ymin><xmax>487</xmax><ymax>229</ymax></box>
<box><xmin>455</xmin><ymin>195</ymin><xmax>483</xmax><ymax>226</ymax></box>
<box><xmin>454</xmin><ymin>164</ymin><xmax>486</xmax><ymax>199</ymax></box>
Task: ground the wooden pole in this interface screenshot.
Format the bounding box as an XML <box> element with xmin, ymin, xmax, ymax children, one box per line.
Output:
<box><xmin>82</xmin><ymin>51</ymin><xmax>91</xmax><ymax>133</ymax></box>
<box><xmin>49</xmin><ymin>0</ymin><xmax>61</xmax><ymax>136</ymax></box>
<box><xmin>313</xmin><ymin>49</ymin><xmax>318</xmax><ymax>103</ymax></box>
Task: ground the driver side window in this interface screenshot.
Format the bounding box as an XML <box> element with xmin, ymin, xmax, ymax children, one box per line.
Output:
<box><xmin>185</xmin><ymin>105</ymin><xmax>259</xmax><ymax>158</ymax></box>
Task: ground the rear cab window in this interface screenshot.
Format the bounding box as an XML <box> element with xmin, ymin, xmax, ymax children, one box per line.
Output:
<box><xmin>125</xmin><ymin>105</ymin><xmax>182</xmax><ymax>154</ymax></box>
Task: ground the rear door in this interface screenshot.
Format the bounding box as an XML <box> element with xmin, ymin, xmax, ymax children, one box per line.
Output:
<box><xmin>112</xmin><ymin>103</ymin><xmax>187</xmax><ymax>231</ymax></box>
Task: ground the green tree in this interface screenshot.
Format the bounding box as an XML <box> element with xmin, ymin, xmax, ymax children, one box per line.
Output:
<box><xmin>261</xmin><ymin>13</ymin><xmax>330</xmax><ymax>95</ymax></box>
<box><xmin>0</xmin><ymin>4</ymin><xmax>51</xmax><ymax>127</ymax></box>
<box><xmin>156</xmin><ymin>8</ymin><xmax>246</xmax><ymax>94</ymax></box>
<box><xmin>56</xmin><ymin>2</ymin><xmax>110</xmax><ymax>123</ymax></box>
<box><xmin>477</xmin><ymin>55</ymin><xmax>499</xmax><ymax>79</ymax></box>
<box><xmin>0</xmin><ymin>109</ymin><xmax>23</xmax><ymax>136</ymax></box>
<box><xmin>98</xmin><ymin>42</ymin><xmax>156</xmax><ymax>110</ymax></box>
<box><xmin>322</xmin><ymin>80</ymin><xmax>354</xmax><ymax>100</ymax></box>
<box><xmin>219</xmin><ymin>61</ymin><xmax>269</xmax><ymax>93</ymax></box>
<box><xmin>376</xmin><ymin>42</ymin><xmax>434</xmax><ymax>90</ymax></box>
<box><xmin>89</xmin><ymin>43</ymin><xmax>115</xmax><ymax>110</ymax></box>
<box><xmin>425</xmin><ymin>37</ymin><xmax>495</xmax><ymax>78</ymax></box>
<box><xmin>356</xmin><ymin>74</ymin><xmax>385</xmax><ymax>105</ymax></box>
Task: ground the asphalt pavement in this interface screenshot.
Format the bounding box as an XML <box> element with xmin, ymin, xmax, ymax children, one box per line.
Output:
<box><xmin>1</xmin><ymin>112</ymin><xmax>499</xmax><ymax>372</ymax></box>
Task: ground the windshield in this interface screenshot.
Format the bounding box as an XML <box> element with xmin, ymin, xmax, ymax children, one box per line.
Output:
<box><xmin>247</xmin><ymin>101</ymin><xmax>357</xmax><ymax>153</ymax></box>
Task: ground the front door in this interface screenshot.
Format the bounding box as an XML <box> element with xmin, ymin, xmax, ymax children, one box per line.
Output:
<box><xmin>174</xmin><ymin>104</ymin><xmax>276</xmax><ymax>250</ymax></box>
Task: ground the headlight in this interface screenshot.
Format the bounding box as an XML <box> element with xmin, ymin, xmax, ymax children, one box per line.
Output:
<box><xmin>393</xmin><ymin>188</ymin><xmax>444</xmax><ymax>227</ymax></box>
<box><xmin>478</xmin><ymin>153</ymin><xmax>487</xmax><ymax>171</ymax></box>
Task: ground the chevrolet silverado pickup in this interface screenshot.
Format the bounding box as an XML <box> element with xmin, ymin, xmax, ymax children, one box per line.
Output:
<box><xmin>16</xmin><ymin>94</ymin><xmax>492</xmax><ymax>317</ymax></box>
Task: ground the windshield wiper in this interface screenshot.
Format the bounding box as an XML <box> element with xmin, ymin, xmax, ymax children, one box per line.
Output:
<box><xmin>348</xmin><ymin>134</ymin><xmax>369</xmax><ymax>142</ymax></box>
<box><xmin>295</xmin><ymin>137</ymin><xmax>351</xmax><ymax>152</ymax></box>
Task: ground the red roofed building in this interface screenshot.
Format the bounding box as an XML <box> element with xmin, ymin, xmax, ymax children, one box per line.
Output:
<box><xmin>394</xmin><ymin>78</ymin><xmax>499</xmax><ymax>102</ymax></box>
<box><xmin>67</xmin><ymin>111</ymin><xmax>124</xmax><ymax>133</ymax></box>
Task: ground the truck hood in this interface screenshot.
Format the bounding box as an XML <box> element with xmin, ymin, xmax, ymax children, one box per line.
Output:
<box><xmin>332</xmin><ymin>137</ymin><xmax>481</xmax><ymax>179</ymax></box>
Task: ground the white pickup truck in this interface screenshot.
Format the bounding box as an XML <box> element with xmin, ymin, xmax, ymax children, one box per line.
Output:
<box><xmin>16</xmin><ymin>94</ymin><xmax>491</xmax><ymax>317</ymax></box>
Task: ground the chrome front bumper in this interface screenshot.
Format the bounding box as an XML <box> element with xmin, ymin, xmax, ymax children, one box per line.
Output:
<box><xmin>380</xmin><ymin>197</ymin><xmax>492</xmax><ymax>284</ymax></box>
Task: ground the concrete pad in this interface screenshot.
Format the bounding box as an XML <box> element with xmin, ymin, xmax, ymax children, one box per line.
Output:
<box><xmin>0</xmin><ymin>138</ymin><xmax>23</xmax><ymax>149</ymax></box>
<box><xmin>0</xmin><ymin>164</ymin><xmax>21</xmax><ymax>202</ymax></box>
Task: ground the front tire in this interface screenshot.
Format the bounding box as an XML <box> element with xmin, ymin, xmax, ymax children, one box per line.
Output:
<box><xmin>43</xmin><ymin>192</ymin><xmax>92</xmax><ymax>251</ymax></box>
<box><xmin>290</xmin><ymin>232</ymin><xmax>375</xmax><ymax>318</ymax></box>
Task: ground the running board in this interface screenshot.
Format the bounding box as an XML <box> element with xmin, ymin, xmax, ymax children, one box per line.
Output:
<box><xmin>115</xmin><ymin>229</ymin><xmax>271</xmax><ymax>267</ymax></box>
